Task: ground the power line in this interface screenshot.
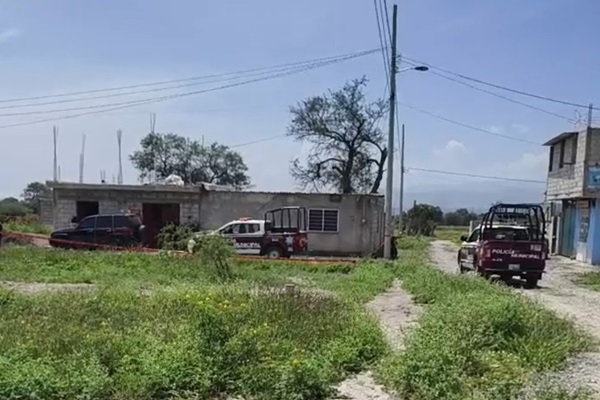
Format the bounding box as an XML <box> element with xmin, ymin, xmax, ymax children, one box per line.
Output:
<box><xmin>373</xmin><ymin>0</ymin><xmax>390</xmax><ymax>80</ymax></box>
<box><xmin>407</xmin><ymin>166</ymin><xmax>547</xmax><ymax>184</ymax></box>
<box><xmin>402</xmin><ymin>55</ymin><xmax>599</xmax><ymax>112</ymax></box>
<box><xmin>0</xmin><ymin>52</ymin><xmax>376</xmax><ymax>117</ymax></box>
<box><xmin>398</xmin><ymin>101</ymin><xmax>542</xmax><ymax>145</ymax></box>
<box><xmin>0</xmin><ymin>56</ymin><xmax>363</xmax><ymax>112</ymax></box>
<box><xmin>0</xmin><ymin>50</ymin><xmax>379</xmax><ymax>130</ymax></box>
<box><xmin>229</xmin><ymin>134</ymin><xmax>286</xmax><ymax>148</ymax></box>
<box><xmin>0</xmin><ymin>49</ymin><xmax>379</xmax><ymax>106</ymax></box>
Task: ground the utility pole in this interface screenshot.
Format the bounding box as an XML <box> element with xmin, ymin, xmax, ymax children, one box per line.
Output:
<box><xmin>398</xmin><ymin>124</ymin><xmax>405</xmax><ymax>234</ymax></box>
<box><xmin>383</xmin><ymin>4</ymin><xmax>398</xmax><ymax>259</ymax></box>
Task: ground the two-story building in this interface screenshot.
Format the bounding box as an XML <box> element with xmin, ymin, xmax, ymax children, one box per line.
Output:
<box><xmin>544</xmin><ymin>127</ymin><xmax>600</xmax><ymax>264</ymax></box>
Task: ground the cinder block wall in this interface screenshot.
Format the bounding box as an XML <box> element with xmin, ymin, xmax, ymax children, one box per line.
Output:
<box><xmin>546</xmin><ymin>133</ymin><xmax>586</xmax><ymax>200</ymax></box>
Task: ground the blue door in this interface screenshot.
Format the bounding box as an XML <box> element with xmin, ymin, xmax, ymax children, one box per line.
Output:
<box><xmin>560</xmin><ymin>203</ymin><xmax>576</xmax><ymax>257</ymax></box>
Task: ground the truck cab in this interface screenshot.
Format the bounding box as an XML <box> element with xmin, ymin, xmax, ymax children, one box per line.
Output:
<box><xmin>189</xmin><ymin>207</ymin><xmax>308</xmax><ymax>259</ymax></box>
<box><xmin>457</xmin><ymin>203</ymin><xmax>547</xmax><ymax>288</ymax></box>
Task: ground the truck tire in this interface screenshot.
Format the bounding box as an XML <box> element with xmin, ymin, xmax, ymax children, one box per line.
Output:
<box><xmin>265</xmin><ymin>246</ymin><xmax>283</xmax><ymax>259</ymax></box>
<box><xmin>524</xmin><ymin>274</ymin><xmax>540</xmax><ymax>289</ymax></box>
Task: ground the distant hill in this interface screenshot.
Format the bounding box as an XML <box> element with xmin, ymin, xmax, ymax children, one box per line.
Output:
<box><xmin>399</xmin><ymin>181</ymin><xmax>545</xmax><ymax>213</ymax></box>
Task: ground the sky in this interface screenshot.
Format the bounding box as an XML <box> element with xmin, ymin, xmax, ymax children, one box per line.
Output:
<box><xmin>1</xmin><ymin>0</ymin><xmax>599</xmax><ymax>210</ymax></box>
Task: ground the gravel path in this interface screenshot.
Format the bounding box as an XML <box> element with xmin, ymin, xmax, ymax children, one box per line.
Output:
<box><xmin>430</xmin><ymin>240</ymin><xmax>600</xmax><ymax>396</ymax></box>
<box><xmin>334</xmin><ymin>280</ymin><xmax>422</xmax><ymax>400</ymax></box>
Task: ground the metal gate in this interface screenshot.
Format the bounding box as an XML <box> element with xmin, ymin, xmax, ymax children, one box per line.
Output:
<box><xmin>560</xmin><ymin>202</ymin><xmax>576</xmax><ymax>257</ymax></box>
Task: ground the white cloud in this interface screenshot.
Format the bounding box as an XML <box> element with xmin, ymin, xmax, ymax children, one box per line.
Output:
<box><xmin>511</xmin><ymin>124</ymin><xmax>530</xmax><ymax>134</ymax></box>
<box><xmin>434</xmin><ymin>139</ymin><xmax>466</xmax><ymax>156</ymax></box>
<box><xmin>495</xmin><ymin>151</ymin><xmax>549</xmax><ymax>180</ymax></box>
<box><xmin>488</xmin><ymin>125</ymin><xmax>503</xmax><ymax>134</ymax></box>
<box><xmin>0</xmin><ymin>28</ymin><xmax>21</xmax><ymax>44</ymax></box>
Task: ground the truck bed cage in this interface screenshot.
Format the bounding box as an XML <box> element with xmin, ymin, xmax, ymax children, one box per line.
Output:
<box><xmin>480</xmin><ymin>203</ymin><xmax>546</xmax><ymax>241</ymax></box>
<box><xmin>264</xmin><ymin>206</ymin><xmax>307</xmax><ymax>234</ymax></box>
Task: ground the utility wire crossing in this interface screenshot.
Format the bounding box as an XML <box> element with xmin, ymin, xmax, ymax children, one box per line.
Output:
<box><xmin>0</xmin><ymin>49</ymin><xmax>380</xmax><ymax>130</ymax></box>
<box><xmin>407</xmin><ymin>166</ymin><xmax>547</xmax><ymax>184</ymax></box>
<box><xmin>402</xmin><ymin>55</ymin><xmax>599</xmax><ymax>112</ymax></box>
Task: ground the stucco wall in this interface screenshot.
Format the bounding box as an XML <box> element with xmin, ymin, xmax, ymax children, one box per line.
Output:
<box><xmin>200</xmin><ymin>191</ymin><xmax>384</xmax><ymax>256</ymax></box>
<box><xmin>48</xmin><ymin>183</ymin><xmax>384</xmax><ymax>256</ymax></box>
<box><xmin>546</xmin><ymin>133</ymin><xmax>585</xmax><ymax>200</ymax></box>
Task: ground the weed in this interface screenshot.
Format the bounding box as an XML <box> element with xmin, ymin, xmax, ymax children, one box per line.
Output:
<box><xmin>0</xmin><ymin>286</ymin><xmax>386</xmax><ymax>400</ymax></box>
<box><xmin>379</xmin><ymin>240</ymin><xmax>592</xmax><ymax>400</ymax></box>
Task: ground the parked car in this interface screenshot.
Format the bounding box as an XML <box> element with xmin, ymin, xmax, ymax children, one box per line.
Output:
<box><xmin>457</xmin><ymin>203</ymin><xmax>547</xmax><ymax>288</ymax></box>
<box><xmin>188</xmin><ymin>207</ymin><xmax>308</xmax><ymax>258</ymax></box>
<box><xmin>49</xmin><ymin>213</ymin><xmax>145</xmax><ymax>250</ymax></box>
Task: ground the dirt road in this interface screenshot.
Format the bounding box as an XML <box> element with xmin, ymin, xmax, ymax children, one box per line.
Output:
<box><xmin>430</xmin><ymin>240</ymin><xmax>600</xmax><ymax>394</ymax></box>
<box><xmin>335</xmin><ymin>280</ymin><xmax>422</xmax><ymax>400</ymax></box>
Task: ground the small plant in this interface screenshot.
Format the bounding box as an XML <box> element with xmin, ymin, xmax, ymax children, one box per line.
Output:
<box><xmin>157</xmin><ymin>223</ymin><xmax>196</xmax><ymax>251</ymax></box>
<box><xmin>190</xmin><ymin>234</ymin><xmax>236</xmax><ymax>282</ymax></box>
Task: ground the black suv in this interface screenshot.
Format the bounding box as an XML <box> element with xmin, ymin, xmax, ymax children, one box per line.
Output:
<box><xmin>49</xmin><ymin>213</ymin><xmax>145</xmax><ymax>250</ymax></box>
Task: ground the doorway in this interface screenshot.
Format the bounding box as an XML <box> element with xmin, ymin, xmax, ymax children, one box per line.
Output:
<box><xmin>75</xmin><ymin>201</ymin><xmax>99</xmax><ymax>222</ymax></box>
<box><xmin>142</xmin><ymin>203</ymin><xmax>181</xmax><ymax>248</ymax></box>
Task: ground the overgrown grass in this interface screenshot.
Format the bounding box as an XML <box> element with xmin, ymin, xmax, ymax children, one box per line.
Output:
<box><xmin>574</xmin><ymin>271</ymin><xmax>600</xmax><ymax>292</ymax></box>
<box><xmin>434</xmin><ymin>225</ymin><xmax>469</xmax><ymax>245</ymax></box>
<box><xmin>2</xmin><ymin>216</ymin><xmax>52</xmax><ymax>235</ymax></box>
<box><xmin>0</xmin><ymin>247</ymin><xmax>396</xmax><ymax>303</ymax></box>
<box><xmin>379</xmin><ymin>239</ymin><xmax>592</xmax><ymax>400</ymax></box>
<box><xmin>0</xmin><ymin>286</ymin><xmax>386</xmax><ymax>399</ymax></box>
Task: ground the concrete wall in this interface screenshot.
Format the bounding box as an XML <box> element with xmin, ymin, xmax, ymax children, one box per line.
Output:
<box><xmin>546</xmin><ymin>133</ymin><xmax>585</xmax><ymax>200</ymax></box>
<box><xmin>199</xmin><ymin>191</ymin><xmax>384</xmax><ymax>256</ymax></box>
<box><xmin>546</xmin><ymin>128</ymin><xmax>600</xmax><ymax>201</ymax></box>
<box><xmin>39</xmin><ymin>197</ymin><xmax>54</xmax><ymax>226</ymax></box>
<box><xmin>48</xmin><ymin>183</ymin><xmax>384</xmax><ymax>256</ymax></box>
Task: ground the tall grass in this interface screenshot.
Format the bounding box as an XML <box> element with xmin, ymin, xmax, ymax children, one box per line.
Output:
<box><xmin>379</xmin><ymin>239</ymin><xmax>592</xmax><ymax>400</ymax></box>
<box><xmin>1</xmin><ymin>215</ymin><xmax>52</xmax><ymax>235</ymax></box>
<box><xmin>0</xmin><ymin>286</ymin><xmax>386</xmax><ymax>400</ymax></box>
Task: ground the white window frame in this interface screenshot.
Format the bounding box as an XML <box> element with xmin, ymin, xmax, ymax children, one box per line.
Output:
<box><xmin>308</xmin><ymin>208</ymin><xmax>339</xmax><ymax>233</ymax></box>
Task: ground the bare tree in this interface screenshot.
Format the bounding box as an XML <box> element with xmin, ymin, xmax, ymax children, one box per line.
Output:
<box><xmin>288</xmin><ymin>77</ymin><xmax>388</xmax><ymax>194</ymax></box>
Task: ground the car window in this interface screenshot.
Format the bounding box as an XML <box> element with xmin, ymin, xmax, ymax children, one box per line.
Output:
<box><xmin>467</xmin><ymin>228</ymin><xmax>480</xmax><ymax>243</ymax></box>
<box><xmin>248</xmin><ymin>223</ymin><xmax>261</xmax><ymax>233</ymax></box>
<box><xmin>78</xmin><ymin>216</ymin><xmax>96</xmax><ymax>229</ymax></box>
<box><xmin>484</xmin><ymin>227</ymin><xmax>530</xmax><ymax>241</ymax></box>
<box><xmin>238</xmin><ymin>224</ymin><xmax>247</xmax><ymax>234</ymax></box>
<box><xmin>96</xmin><ymin>216</ymin><xmax>112</xmax><ymax>229</ymax></box>
<box><xmin>221</xmin><ymin>224</ymin><xmax>237</xmax><ymax>235</ymax></box>
<box><xmin>114</xmin><ymin>215</ymin><xmax>138</xmax><ymax>228</ymax></box>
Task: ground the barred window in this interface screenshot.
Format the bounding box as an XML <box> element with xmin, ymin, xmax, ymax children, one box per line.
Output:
<box><xmin>308</xmin><ymin>209</ymin><xmax>339</xmax><ymax>232</ymax></box>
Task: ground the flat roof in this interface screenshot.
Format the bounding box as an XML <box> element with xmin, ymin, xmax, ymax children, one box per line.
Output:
<box><xmin>542</xmin><ymin>131</ymin><xmax>579</xmax><ymax>146</ymax></box>
<box><xmin>46</xmin><ymin>181</ymin><xmax>383</xmax><ymax>198</ymax></box>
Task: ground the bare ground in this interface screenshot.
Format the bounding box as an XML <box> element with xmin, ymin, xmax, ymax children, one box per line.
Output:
<box><xmin>334</xmin><ymin>281</ymin><xmax>422</xmax><ymax>400</ymax></box>
<box><xmin>430</xmin><ymin>239</ymin><xmax>600</xmax><ymax>396</ymax></box>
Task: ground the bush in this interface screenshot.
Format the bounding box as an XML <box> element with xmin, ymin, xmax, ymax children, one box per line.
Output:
<box><xmin>156</xmin><ymin>223</ymin><xmax>196</xmax><ymax>251</ymax></box>
<box><xmin>1</xmin><ymin>215</ymin><xmax>51</xmax><ymax>235</ymax></box>
<box><xmin>0</xmin><ymin>287</ymin><xmax>387</xmax><ymax>400</ymax></box>
<box><xmin>378</xmin><ymin>256</ymin><xmax>591</xmax><ymax>400</ymax></box>
<box><xmin>190</xmin><ymin>234</ymin><xmax>236</xmax><ymax>282</ymax></box>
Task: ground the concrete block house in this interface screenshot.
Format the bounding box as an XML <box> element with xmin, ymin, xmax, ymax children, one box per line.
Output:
<box><xmin>43</xmin><ymin>181</ymin><xmax>385</xmax><ymax>257</ymax></box>
<box><xmin>544</xmin><ymin>127</ymin><xmax>600</xmax><ymax>264</ymax></box>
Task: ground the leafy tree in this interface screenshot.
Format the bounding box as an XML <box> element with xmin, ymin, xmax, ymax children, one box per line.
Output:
<box><xmin>405</xmin><ymin>203</ymin><xmax>443</xmax><ymax>236</ymax></box>
<box><xmin>288</xmin><ymin>77</ymin><xmax>387</xmax><ymax>194</ymax></box>
<box><xmin>130</xmin><ymin>133</ymin><xmax>250</xmax><ymax>189</ymax></box>
<box><xmin>443</xmin><ymin>208</ymin><xmax>479</xmax><ymax>226</ymax></box>
<box><xmin>21</xmin><ymin>182</ymin><xmax>50</xmax><ymax>214</ymax></box>
<box><xmin>0</xmin><ymin>197</ymin><xmax>31</xmax><ymax>217</ymax></box>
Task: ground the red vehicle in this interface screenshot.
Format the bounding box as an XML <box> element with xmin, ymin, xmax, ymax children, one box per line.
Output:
<box><xmin>189</xmin><ymin>207</ymin><xmax>308</xmax><ymax>258</ymax></box>
<box><xmin>458</xmin><ymin>203</ymin><xmax>546</xmax><ymax>288</ymax></box>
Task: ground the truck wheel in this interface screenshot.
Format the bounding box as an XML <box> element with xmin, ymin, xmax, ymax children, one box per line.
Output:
<box><xmin>524</xmin><ymin>275</ymin><xmax>540</xmax><ymax>289</ymax></box>
<box><xmin>265</xmin><ymin>246</ymin><xmax>283</xmax><ymax>259</ymax></box>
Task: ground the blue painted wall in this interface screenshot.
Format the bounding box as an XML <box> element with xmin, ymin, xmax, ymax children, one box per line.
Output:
<box><xmin>589</xmin><ymin>201</ymin><xmax>600</xmax><ymax>265</ymax></box>
<box><xmin>574</xmin><ymin>206</ymin><xmax>581</xmax><ymax>259</ymax></box>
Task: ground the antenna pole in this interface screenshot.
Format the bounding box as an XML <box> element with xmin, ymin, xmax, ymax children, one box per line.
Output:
<box><xmin>79</xmin><ymin>133</ymin><xmax>86</xmax><ymax>183</ymax></box>
<box><xmin>53</xmin><ymin>126</ymin><xmax>58</xmax><ymax>181</ymax></box>
<box><xmin>383</xmin><ymin>4</ymin><xmax>398</xmax><ymax>259</ymax></box>
<box><xmin>117</xmin><ymin>129</ymin><xmax>123</xmax><ymax>184</ymax></box>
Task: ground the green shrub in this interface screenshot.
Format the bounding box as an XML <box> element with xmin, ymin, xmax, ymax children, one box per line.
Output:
<box><xmin>0</xmin><ymin>287</ymin><xmax>387</xmax><ymax>400</ymax></box>
<box><xmin>156</xmin><ymin>223</ymin><xmax>196</xmax><ymax>251</ymax></box>
<box><xmin>378</xmin><ymin>254</ymin><xmax>591</xmax><ymax>400</ymax></box>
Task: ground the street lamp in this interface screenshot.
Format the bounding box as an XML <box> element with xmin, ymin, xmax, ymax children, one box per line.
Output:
<box><xmin>383</xmin><ymin>61</ymin><xmax>429</xmax><ymax>259</ymax></box>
